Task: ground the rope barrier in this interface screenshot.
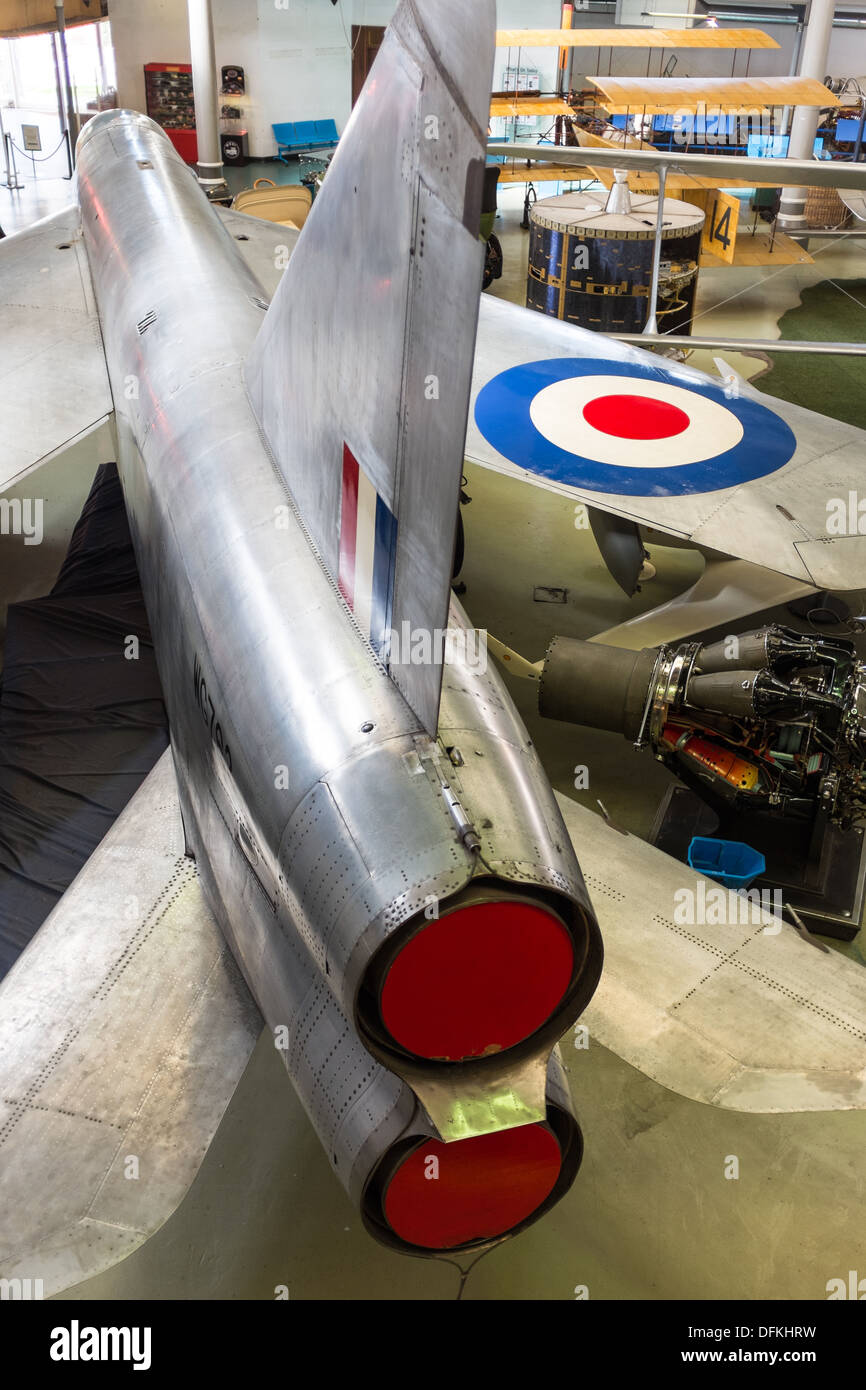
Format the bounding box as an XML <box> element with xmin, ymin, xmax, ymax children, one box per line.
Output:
<box><xmin>9</xmin><ymin>134</ymin><xmax>69</xmax><ymax>162</ymax></box>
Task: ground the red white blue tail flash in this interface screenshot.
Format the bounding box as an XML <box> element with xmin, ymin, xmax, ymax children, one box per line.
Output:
<box><xmin>339</xmin><ymin>444</ymin><xmax>398</xmax><ymax>661</ymax></box>
<box><xmin>474</xmin><ymin>358</ymin><xmax>797</xmax><ymax>497</ymax></box>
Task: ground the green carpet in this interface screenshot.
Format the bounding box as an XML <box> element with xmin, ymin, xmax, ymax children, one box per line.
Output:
<box><xmin>756</xmin><ymin>278</ymin><xmax>866</xmax><ymax>429</ymax></box>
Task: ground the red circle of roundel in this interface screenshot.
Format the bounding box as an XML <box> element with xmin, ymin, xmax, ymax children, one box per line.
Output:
<box><xmin>582</xmin><ymin>394</ymin><xmax>690</xmax><ymax>441</ymax></box>
<box><xmin>384</xmin><ymin>1124</ymin><xmax>562</xmax><ymax>1249</ymax></box>
<box><xmin>380</xmin><ymin>900</ymin><xmax>574</xmax><ymax>1061</ymax></box>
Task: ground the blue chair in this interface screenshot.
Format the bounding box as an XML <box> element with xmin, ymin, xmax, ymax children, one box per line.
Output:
<box><xmin>294</xmin><ymin>121</ymin><xmax>318</xmax><ymax>150</ymax></box>
<box><xmin>710</xmin><ymin>114</ymin><xmax>736</xmax><ymax>139</ymax></box>
<box><xmin>273</xmin><ymin>119</ymin><xmax>340</xmax><ymax>163</ymax></box>
<box><xmin>835</xmin><ymin>118</ymin><xmax>861</xmax><ymax>142</ymax></box>
<box><xmin>746</xmin><ymin>133</ymin><xmax>789</xmax><ymax>158</ymax></box>
<box><xmin>314</xmin><ymin>120</ymin><xmax>340</xmax><ymax>147</ymax></box>
<box><xmin>273</xmin><ymin>122</ymin><xmax>298</xmax><ymax>160</ymax></box>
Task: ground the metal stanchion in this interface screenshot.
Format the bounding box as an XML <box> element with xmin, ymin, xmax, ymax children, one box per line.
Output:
<box><xmin>1</xmin><ymin>116</ymin><xmax>24</xmax><ymax>191</ymax></box>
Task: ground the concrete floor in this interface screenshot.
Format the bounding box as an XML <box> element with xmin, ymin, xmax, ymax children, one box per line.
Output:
<box><xmin>63</xmin><ymin>1028</ymin><xmax>866</xmax><ymax>1302</ymax></box>
<box><xmin>0</xmin><ymin>173</ymin><xmax>76</xmax><ymax>236</ymax></box>
<box><xmin>5</xmin><ymin>169</ymin><xmax>866</xmax><ymax>1299</ymax></box>
<box><xmin>489</xmin><ymin>183</ymin><xmax>866</xmax><ymax>384</ymax></box>
<box><xmin>0</xmin><ymin>156</ymin><xmax>305</xmax><ymax>237</ymax></box>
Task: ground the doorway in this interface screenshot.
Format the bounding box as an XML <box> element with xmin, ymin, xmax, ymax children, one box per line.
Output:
<box><xmin>0</xmin><ymin>18</ymin><xmax>116</xmax><ymax>181</ymax></box>
<box><xmin>351</xmin><ymin>25</ymin><xmax>385</xmax><ymax>108</ymax></box>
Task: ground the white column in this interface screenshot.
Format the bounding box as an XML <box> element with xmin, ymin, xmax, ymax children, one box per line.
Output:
<box><xmin>778</xmin><ymin>0</ymin><xmax>836</xmax><ymax>231</ymax></box>
<box><xmin>55</xmin><ymin>0</ymin><xmax>77</xmax><ymax>156</ymax></box>
<box><xmin>187</xmin><ymin>0</ymin><xmax>226</xmax><ymax>194</ymax></box>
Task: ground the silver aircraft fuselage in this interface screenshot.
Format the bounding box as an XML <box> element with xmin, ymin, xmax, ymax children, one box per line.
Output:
<box><xmin>75</xmin><ymin>111</ymin><xmax>601</xmax><ymax>1247</ymax></box>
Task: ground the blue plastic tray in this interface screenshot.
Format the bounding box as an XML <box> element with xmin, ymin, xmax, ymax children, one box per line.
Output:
<box><xmin>687</xmin><ymin>836</ymin><xmax>766</xmax><ymax>889</ymax></box>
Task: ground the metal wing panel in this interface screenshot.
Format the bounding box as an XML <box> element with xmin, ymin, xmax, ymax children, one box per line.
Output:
<box><xmin>489</xmin><ymin>141</ymin><xmax>866</xmax><ymax>195</ymax></box>
<box><xmin>555</xmin><ymin>793</ymin><xmax>866</xmax><ymax>1112</ymax></box>
<box><xmin>214</xmin><ymin>207</ymin><xmax>297</xmax><ymax>302</ymax></box>
<box><xmin>794</xmin><ymin>536</ymin><xmax>866</xmax><ymax>592</ymax></box>
<box><xmin>0</xmin><ymin>751</ymin><xmax>261</xmax><ymax>1296</ymax></box>
<box><xmin>0</xmin><ymin>208</ymin><xmax>112</xmax><ymax>492</ymax></box>
<box><xmin>469</xmin><ymin>295</ymin><xmax>866</xmax><ymax>589</ymax></box>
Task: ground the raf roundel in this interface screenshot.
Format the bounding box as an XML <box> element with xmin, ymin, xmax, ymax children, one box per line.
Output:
<box><xmin>474</xmin><ymin>358</ymin><xmax>798</xmax><ymax>497</ymax></box>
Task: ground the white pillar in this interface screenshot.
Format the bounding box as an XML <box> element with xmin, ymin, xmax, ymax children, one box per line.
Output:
<box><xmin>187</xmin><ymin>0</ymin><xmax>226</xmax><ymax>195</ymax></box>
<box><xmin>55</xmin><ymin>0</ymin><xmax>77</xmax><ymax>156</ymax></box>
<box><xmin>778</xmin><ymin>0</ymin><xmax>836</xmax><ymax>231</ymax></box>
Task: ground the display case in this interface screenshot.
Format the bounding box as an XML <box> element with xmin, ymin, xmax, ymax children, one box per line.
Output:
<box><xmin>144</xmin><ymin>63</ymin><xmax>197</xmax><ymax>164</ymax></box>
<box><xmin>220</xmin><ymin>64</ymin><xmax>249</xmax><ymax>165</ymax></box>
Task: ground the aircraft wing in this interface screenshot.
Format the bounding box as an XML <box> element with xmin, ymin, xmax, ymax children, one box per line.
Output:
<box><xmin>0</xmin><ymin>205</ymin><xmax>295</xmax><ymax>500</ymax></box>
<box><xmin>0</xmin><ymin>750</ymin><xmax>261</xmax><ymax>1297</ymax></box>
<box><xmin>556</xmin><ymin>793</ymin><xmax>866</xmax><ymax>1112</ymax></box>
<box><xmin>469</xmin><ymin>295</ymin><xmax>866</xmax><ymax>591</ymax></box>
<box><xmin>0</xmin><ymin>207</ymin><xmax>113</xmax><ymax>493</ymax></box>
<box><xmin>214</xmin><ymin>207</ymin><xmax>298</xmax><ymax>300</ymax></box>
<box><xmin>489</xmin><ymin>140</ymin><xmax>866</xmax><ymax>193</ymax></box>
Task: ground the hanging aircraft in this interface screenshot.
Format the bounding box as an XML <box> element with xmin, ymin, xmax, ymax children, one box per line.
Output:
<box><xmin>1</xmin><ymin>0</ymin><xmax>866</xmax><ymax>1298</ymax></box>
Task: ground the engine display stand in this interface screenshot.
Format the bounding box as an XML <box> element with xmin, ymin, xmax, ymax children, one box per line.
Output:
<box><xmin>650</xmin><ymin>784</ymin><xmax>866</xmax><ymax>942</ymax></box>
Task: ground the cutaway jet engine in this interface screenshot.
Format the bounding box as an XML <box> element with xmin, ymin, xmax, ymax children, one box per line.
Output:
<box><xmin>541</xmin><ymin>625</ymin><xmax>866</xmax><ymax>828</ymax></box>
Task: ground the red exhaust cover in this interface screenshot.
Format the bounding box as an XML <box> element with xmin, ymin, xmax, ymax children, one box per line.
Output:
<box><xmin>384</xmin><ymin>1124</ymin><xmax>562</xmax><ymax>1249</ymax></box>
<box><xmin>380</xmin><ymin>899</ymin><xmax>574</xmax><ymax>1061</ymax></box>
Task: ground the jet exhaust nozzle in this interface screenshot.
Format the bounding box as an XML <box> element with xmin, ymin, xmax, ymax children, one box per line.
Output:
<box><xmin>360</xmin><ymin>880</ymin><xmax>592</xmax><ymax>1067</ymax></box>
<box><xmin>362</xmin><ymin>1057</ymin><xmax>583</xmax><ymax>1255</ymax></box>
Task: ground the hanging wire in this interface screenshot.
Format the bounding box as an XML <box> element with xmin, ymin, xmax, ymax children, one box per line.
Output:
<box><xmin>675</xmin><ymin>225</ymin><xmax>866</xmax><ymax>338</ymax></box>
<box><xmin>803</xmin><ymin>591</ymin><xmax>866</xmax><ymax>635</ymax></box>
<box><xmin>434</xmin><ymin>1237</ymin><xmax>510</xmax><ymax>1300</ymax></box>
<box><xmin>335</xmin><ymin>0</ymin><xmax>366</xmax><ymax>58</ymax></box>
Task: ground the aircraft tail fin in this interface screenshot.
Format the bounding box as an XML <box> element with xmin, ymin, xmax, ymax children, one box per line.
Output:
<box><xmin>245</xmin><ymin>0</ymin><xmax>494</xmax><ymax>735</ymax></box>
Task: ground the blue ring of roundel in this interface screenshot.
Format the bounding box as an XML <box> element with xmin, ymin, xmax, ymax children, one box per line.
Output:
<box><xmin>473</xmin><ymin>358</ymin><xmax>798</xmax><ymax>498</ymax></box>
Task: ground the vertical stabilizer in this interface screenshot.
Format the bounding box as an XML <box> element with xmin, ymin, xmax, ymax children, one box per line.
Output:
<box><xmin>245</xmin><ymin>0</ymin><xmax>495</xmax><ymax>734</ymax></box>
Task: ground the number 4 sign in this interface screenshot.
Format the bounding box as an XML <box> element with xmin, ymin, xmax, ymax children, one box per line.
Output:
<box><xmin>701</xmin><ymin>189</ymin><xmax>740</xmax><ymax>265</ymax></box>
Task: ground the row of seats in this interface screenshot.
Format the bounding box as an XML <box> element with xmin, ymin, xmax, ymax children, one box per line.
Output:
<box><xmin>272</xmin><ymin>119</ymin><xmax>339</xmax><ymax>160</ymax></box>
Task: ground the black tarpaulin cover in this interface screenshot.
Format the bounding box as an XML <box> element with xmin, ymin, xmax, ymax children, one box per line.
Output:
<box><xmin>0</xmin><ymin>462</ymin><xmax>169</xmax><ymax>979</ymax></box>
